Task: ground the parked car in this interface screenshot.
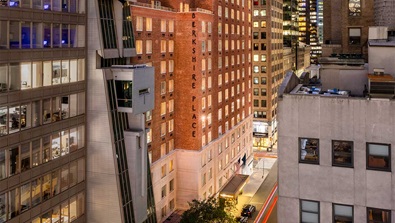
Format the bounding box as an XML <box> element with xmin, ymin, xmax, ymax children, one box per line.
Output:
<box><xmin>241</xmin><ymin>204</ymin><xmax>256</xmax><ymax>217</ymax></box>
<box><xmin>236</xmin><ymin>216</ymin><xmax>248</xmax><ymax>223</ymax></box>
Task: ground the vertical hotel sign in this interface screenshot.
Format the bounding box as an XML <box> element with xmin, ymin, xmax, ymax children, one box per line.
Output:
<box><xmin>191</xmin><ymin>13</ymin><xmax>197</xmax><ymax>137</ymax></box>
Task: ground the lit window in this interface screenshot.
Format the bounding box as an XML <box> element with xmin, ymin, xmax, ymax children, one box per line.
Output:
<box><xmin>136</xmin><ymin>17</ymin><xmax>143</xmax><ymax>31</ymax></box>
<box><xmin>168</xmin><ymin>40</ymin><xmax>174</xmax><ymax>52</ymax></box>
<box><xmin>161</xmin><ymin>40</ymin><xmax>166</xmax><ymax>53</ymax></box>
<box><xmin>169</xmin><ymin>80</ymin><xmax>174</xmax><ymax>92</ymax></box>
<box><xmin>168</xmin><ymin>20</ymin><xmax>174</xmax><ymax>32</ymax></box>
<box><xmin>146</xmin><ymin>17</ymin><xmax>152</xmax><ymax>31</ymax></box>
<box><xmin>136</xmin><ymin>40</ymin><xmax>142</xmax><ymax>54</ymax></box>
<box><xmin>161</xmin><ymin>122</ymin><xmax>166</xmax><ymax>136</ymax></box>
<box><xmin>168</xmin><ymin>119</ymin><xmax>174</xmax><ymax>133</ymax></box>
<box><xmin>169</xmin><ymin>99</ymin><xmax>174</xmax><ymax>113</ymax></box>
<box><xmin>169</xmin><ymin>60</ymin><xmax>174</xmax><ymax>73</ymax></box>
<box><xmin>146</xmin><ymin>40</ymin><xmax>152</xmax><ymax>54</ymax></box>
<box><xmin>161</xmin><ymin>20</ymin><xmax>166</xmax><ymax>32</ymax></box>
<box><xmin>160</xmin><ymin>61</ymin><xmax>166</xmax><ymax>74</ymax></box>
<box><xmin>349</xmin><ymin>0</ymin><xmax>361</xmax><ymax>16</ymax></box>
<box><xmin>160</xmin><ymin>102</ymin><xmax>166</xmax><ymax>116</ymax></box>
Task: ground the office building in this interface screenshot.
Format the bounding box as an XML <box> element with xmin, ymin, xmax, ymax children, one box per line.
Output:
<box><xmin>322</xmin><ymin>0</ymin><xmax>374</xmax><ymax>60</ymax></box>
<box><xmin>252</xmin><ymin>0</ymin><xmax>283</xmax><ymax>150</ymax></box>
<box><xmin>277</xmin><ymin>27</ymin><xmax>395</xmax><ymax>223</ymax></box>
<box><xmin>0</xmin><ymin>0</ymin><xmax>86</xmax><ymax>222</ymax></box>
<box><xmin>297</xmin><ymin>0</ymin><xmax>321</xmax><ymax>63</ymax></box>
<box><xmin>86</xmin><ymin>1</ymin><xmax>156</xmax><ymax>223</ymax></box>
<box><xmin>130</xmin><ymin>0</ymin><xmax>254</xmax><ymax>221</ymax></box>
<box><xmin>283</xmin><ymin>0</ymin><xmax>299</xmax><ymax>48</ymax></box>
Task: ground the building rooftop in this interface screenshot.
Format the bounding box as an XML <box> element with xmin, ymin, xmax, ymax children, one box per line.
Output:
<box><xmin>280</xmin><ymin>70</ymin><xmax>395</xmax><ymax>100</ymax></box>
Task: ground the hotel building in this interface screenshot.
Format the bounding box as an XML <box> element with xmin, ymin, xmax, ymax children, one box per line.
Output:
<box><xmin>130</xmin><ymin>0</ymin><xmax>254</xmax><ymax>221</ymax></box>
<box><xmin>277</xmin><ymin>27</ymin><xmax>395</xmax><ymax>223</ymax></box>
<box><xmin>251</xmin><ymin>0</ymin><xmax>283</xmax><ymax>150</ymax></box>
<box><xmin>0</xmin><ymin>0</ymin><xmax>86</xmax><ymax>222</ymax></box>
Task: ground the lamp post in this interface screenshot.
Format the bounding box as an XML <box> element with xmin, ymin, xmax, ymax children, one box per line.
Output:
<box><xmin>261</xmin><ymin>157</ymin><xmax>265</xmax><ymax>179</ymax></box>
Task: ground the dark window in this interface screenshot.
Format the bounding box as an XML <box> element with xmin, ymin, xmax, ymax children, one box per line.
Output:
<box><xmin>253</xmin><ymin>32</ymin><xmax>259</xmax><ymax>39</ymax></box>
<box><xmin>121</xmin><ymin>2</ymin><xmax>135</xmax><ymax>49</ymax></box>
<box><xmin>261</xmin><ymin>88</ymin><xmax>266</xmax><ymax>96</ymax></box>
<box><xmin>253</xmin><ymin>88</ymin><xmax>259</xmax><ymax>96</ymax></box>
<box><xmin>253</xmin><ymin>100</ymin><xmax>259</xmax><ymax>107</ymax></box>
<box><xmin>349</xmin><ymin>28</ymin><xmax>361</xmax><ymax>45</ymax></box>
<box><xmin>367</xmin><ymin>207</ymin><xmax>391</xmax><ymax>223</ymax></box>
<box><xmin>261</xmin><ymin>100</ymin><xmax>266</xmax><ymax>107</ymax></box>
<box><xmin>332</xmin><ymin>140</ymin><xmax>353</xmax><ymax>167</ymax></box>
<box><xmin>333</xmin><ymin>204</ymin><xmax>353</xmax><ymax>223</ymax></box>
<box><xmin>261</xmin><ymin>43</ymin><xmax>266</xmax><ymax>50</ymax></box>
<box><xmin>299</xmin><ymin>138</ymin><xmax>319</xmax><ymax>164</ymax></box>
<box><xmin>253</xmin><ymin>43</ymin><xmax>259</xmax><ymax>50</ymax></box>
<box><xmin>261</xmin><ymin>32</ymin><xmax>266</xmax><ymax>39</ymax></box>
<box><xmin>261</xmin><ymin>77</ymin><xmax>266</xmax><ymax>85</ymax></box>
<box><xmin>98</xmin><ymin>0</ymin><xmax>117</xmax><ymax>49</ymax></box>
<box><xmin>115</xmin><ymin>80</ymin><xmax>133</xmax><ymax>108</ymax></box>
<box><xmin>300</xmin><ymin>199</ymin><xmax>319</xmax><ymax>223</ymax></box>
<box><xmin>366</xmin><ymin>143</ymin><xmax>391</xmax><ymax>171</ymax></box>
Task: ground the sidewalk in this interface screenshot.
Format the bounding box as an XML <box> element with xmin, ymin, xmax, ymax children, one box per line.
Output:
<box><xmin>235</xmin><ymin>157</ymin><xmax>277</xmax><ymax>218</ymax></box>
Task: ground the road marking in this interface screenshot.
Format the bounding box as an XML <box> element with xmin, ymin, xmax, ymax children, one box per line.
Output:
<box><xmin>253</xmin><ymin>182</ymin><xmax>278</xmax><ymax>223</ymax></box>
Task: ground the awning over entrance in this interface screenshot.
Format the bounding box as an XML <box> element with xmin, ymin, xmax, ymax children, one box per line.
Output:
<box><xmin>219</xmin><ymin>174</ymin><xmax>250</xmax><ymax>199</ymax></box>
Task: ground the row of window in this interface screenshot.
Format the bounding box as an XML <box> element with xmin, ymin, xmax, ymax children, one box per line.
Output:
<box><xmin>0</xmin><ymin>0</ymin><xmax>86</xmax><ymax>13</ymax></box>
<box><xmin>218</xmin><ymin>54</ymin><xmax>251</xmax><ymax>68</ymax></box>
<box><xmin>218</xmin><ymin>69</ymin><xmax>248</xmax><ymax>86</ymax></box>
<box><xmin>135</xmin><ymin>40</ymin><xmax>174</xmax><ymax>55</ymax></box>
<box><xmin>218</xmin><ymin>22</ymin><xmax>250</xmax><ymax>36</ymax></box>
<box><xmin>135</xmin><ymin>17</ymin><xmax>174</xmax><ymax>33</ymax></box>
<box><xmin>0</xmin><ymin>93</ymin><xmax>85</xmax><ymax>135</ymax></box>
<box><xmin>218</xmin><ymin>5</ymin><xmax>249</xmax><ymax>22</ymax></box>
<box><xmin>299</xmin><ymin>138</ymin><xmax>391</xmax><ymax>171</ymax></box>
<box><xmin>0</xmin><ymin>59</ymin><xmax>85</xmax><ymax>92</ymax></box>
<box><xmin>160</xmin><ymin>179</ymin><xmax>174</xmax><ymax>199</ymax></box>
<box><xmin>0</xmin><ymin>21</ymin><xmax>85</xmax><ymax>49</ymax></box>
<box><xmin>0</xmin><ymin>159</ymin><xmax>85</xmax><ymax>221</ymax></box>
<box><xmin>160</xmin><ymin>198</ymin><xmax>175</xmax><ymax>219</ymax></box>
<box><xmin>300</xmin><ymin>199</ymin><xmax>390</xmax><ymax>223</ymax></box>
<box><xmin>0</xmin><ymin>125</ymin><xmax>85</xmax><ymax>180</ymax></box>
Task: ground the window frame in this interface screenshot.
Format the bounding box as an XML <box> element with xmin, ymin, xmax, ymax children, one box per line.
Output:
<box><xmin>333</xmin><ymin>203</ymin><xmax>353</xmax><ymax>223</ymax></box>
<box><xmin>300</xmin><ymin>199</ymin><xmax>320</xmax><ymax>223</ymax></box>
<box><xmin>367</xmin><ymin>207</ymin><xmax>391</xmax><ymax>223</ymax></box>
<box><xmin>332</xmin><ymin>140</ymin><xmax>354</xmax><ymax>168</ymax></box>
<box><xmin>366</xmin><ymin>142</ymin><xmax>391</xmax><ymax>172</ymax></box>
<box><xmin>299</xmin><ymin>137</ymin><xmax>320</xmax><ymax>165</ymax></box>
